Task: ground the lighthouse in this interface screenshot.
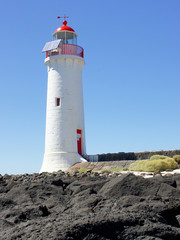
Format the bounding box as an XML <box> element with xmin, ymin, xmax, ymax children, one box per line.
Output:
<box><xmin>40</xmin><ymin>19</ymin><xmax>87</xmax><ymax>173</ymax></box>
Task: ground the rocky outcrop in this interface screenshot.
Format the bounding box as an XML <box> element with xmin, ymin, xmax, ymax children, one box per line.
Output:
<box><xmin>1</xmin><ymin>172</ymin><xmax>180</xmax><ymax>239</ymax></box>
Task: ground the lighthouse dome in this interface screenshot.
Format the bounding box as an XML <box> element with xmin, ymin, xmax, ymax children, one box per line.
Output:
<box><xmin>52</xmin><ymin>20</ymin><xmax>77</xmax><ymax>45</ymax></box>
<box><xmin>54</xmin><ymin>20</ymin><xmax>75</xmax><ymax>33</ymax></box>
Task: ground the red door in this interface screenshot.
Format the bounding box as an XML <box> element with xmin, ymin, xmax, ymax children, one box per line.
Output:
<box><xmin>77</xmin><ymin>129</ymin><xmax>82</xmax><ymax>155</ymax></box>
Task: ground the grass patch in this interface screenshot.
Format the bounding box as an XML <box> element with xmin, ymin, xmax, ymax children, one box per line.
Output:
<box><xmin>150</xmin><ymin>155</ymin><xmax>167</xmax><ymax>161</ymax></box>
<box><xmin>101</xmin><ymin>167</ymin><xmax>124</xmax><ymax>172</ymax></box>
<box><xmin>73</xmin><ymin>168</ymin><xmax>125</xmax><ymax>173</ymax></box>
<box><xmin>78</xmin><ymin>168</ymin><xmax>89</xmax><ymax>173</ymax></box>
<box><xmin>173</xmin><ymin>155</ymin><xmax>180</xmax><ymax>164</ymax></box>
<box><xmin>129</xmin><ymin>158</ymin><xmax>178</xmax><ymax>172</ymax></box>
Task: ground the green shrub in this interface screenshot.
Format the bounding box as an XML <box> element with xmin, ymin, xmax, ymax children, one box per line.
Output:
<box><xmin>173</xmin><ymin>155</ymin><xmax>180</xmax><ymax>164</ymax></box>
<box><xmin>150</xmin><ymin>155</ymin><xmax>167</xmax><ymax>161</ymax></box>
<box><xmin>129</xmin><ymin>158</ymin><xmax>178</xmax><ymax>172</ymax></box>
<box><xmin>129</xmin><ymin>160</ymin><xmax>148</xmax><ymax>172</ymax></box>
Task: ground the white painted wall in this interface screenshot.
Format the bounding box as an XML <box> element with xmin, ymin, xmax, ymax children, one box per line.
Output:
<box><xmin>40</xmin><ymin>55</ymin><xmax>86</xmax><ymax>173</ymax></box>
<box><xmin>86</xmin><ymin>155</ymin><xmax>99</xmax><ymax>162</ymax></box>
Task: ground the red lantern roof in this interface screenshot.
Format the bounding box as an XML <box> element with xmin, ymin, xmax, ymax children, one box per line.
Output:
<box><xmin>54</xmin><ymin>20</ymin><xmax>75</xmax><ymax>33</ymax></box>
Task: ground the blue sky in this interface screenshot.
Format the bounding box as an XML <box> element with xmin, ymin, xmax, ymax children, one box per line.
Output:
<box><xmin>0</xmin><ymin>0</ymin><xmax>179</xmax><ymax>174</ymax></box>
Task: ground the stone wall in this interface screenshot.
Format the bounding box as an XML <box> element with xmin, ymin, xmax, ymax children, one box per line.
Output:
<box><xmin>86</xmin><ymin>149</ymin><xmax>180</xmax><ymax>162</ymax></box>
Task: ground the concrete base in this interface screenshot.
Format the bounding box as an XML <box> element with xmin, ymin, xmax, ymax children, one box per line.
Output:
<box><xmin>40</xmin><ymin>152</ymin><xmax>87</xmax><ymax>173</ymax></box>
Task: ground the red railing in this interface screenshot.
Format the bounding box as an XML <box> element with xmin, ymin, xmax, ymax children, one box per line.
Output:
<box><xmin>46</xmin><ymin>44</ymin><xmax>84</xmax><ymax>58</ymax></box>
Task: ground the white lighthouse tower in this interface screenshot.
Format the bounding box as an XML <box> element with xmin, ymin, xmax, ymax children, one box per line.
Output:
<box><xmin>40</xmin><ymin>19</ymin><xmax>87</xmax><ymax>173</ymax></box>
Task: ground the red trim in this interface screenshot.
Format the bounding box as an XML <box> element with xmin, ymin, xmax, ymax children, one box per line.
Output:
<box><xmin>55</xmin><ymin>25</ymin><xmax>75</xmax><ymax>33</ymax></box>
<box><xmin>77</xmin><ymin>129</ymin><xmax>82</xmax><ymax>155</ymax></box>
<box><xmin>77</xmin><ymin>129</ymin><xmax>81</xmax><ymax>134</ymax></box>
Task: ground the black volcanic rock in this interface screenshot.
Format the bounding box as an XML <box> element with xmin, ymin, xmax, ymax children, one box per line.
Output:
<box><xmin>0</xmin><ymin>172</ymin><xmax>180</xmax><ymax>239</ymax></box>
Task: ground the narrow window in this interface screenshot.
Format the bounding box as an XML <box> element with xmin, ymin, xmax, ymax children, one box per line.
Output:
<box><xmin>56</xmin><ymin>98</ymin><xmax>60</xmax><ymax>106</ymax></box>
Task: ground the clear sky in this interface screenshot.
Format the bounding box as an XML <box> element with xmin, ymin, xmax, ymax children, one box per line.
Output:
<box><xmin>0</xmin><ymin>0</ymin><xmax>179</xmax><ymax>175</ymax></box>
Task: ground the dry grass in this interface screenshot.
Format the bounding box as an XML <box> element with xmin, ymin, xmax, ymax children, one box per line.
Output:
<box><xmin>129</xmin><ymin>157</ymin><xmax>178</xmax><ymax>172</ymax></box>
<box><xmin>173</xmin><ymin>155</ymin><xmax>180</xmax><ymax>164</ymax></box>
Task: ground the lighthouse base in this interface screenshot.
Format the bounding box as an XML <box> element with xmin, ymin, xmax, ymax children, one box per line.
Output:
<box><xmin>40</xmin><ymin>152</ymin><xmax>87</xmax><ymax>173</ymax></box>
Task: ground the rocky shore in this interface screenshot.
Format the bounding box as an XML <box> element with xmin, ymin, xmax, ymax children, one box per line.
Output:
<box><xmin>1</xmin><ymin>171</ymin><xmax>180</xmax><ymax>239</ymax></box>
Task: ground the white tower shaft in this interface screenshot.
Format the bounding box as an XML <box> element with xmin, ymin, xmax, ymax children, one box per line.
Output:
<box><xmin>40</xmin><ymin>55</ymin><xmax>86</xmax><ymax>172</ymax></box>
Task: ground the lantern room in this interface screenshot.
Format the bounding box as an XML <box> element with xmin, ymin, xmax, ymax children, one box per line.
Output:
<box><xmin>52</xmin><ymin>20</ymin><xmax>77</xmax><ymax>45</ymax></box>
<box><xmin>42</xmin><ymin>20</ymin><xmax>84</xmax><ymax>58</ymax></box>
